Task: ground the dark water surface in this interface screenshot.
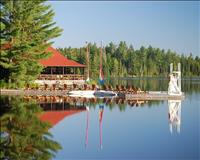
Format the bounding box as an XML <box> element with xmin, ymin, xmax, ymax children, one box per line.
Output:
<box><xmin>1</xmin><ymin>78</ymin><xmax>199</xmax><ymax>159</ymax></box>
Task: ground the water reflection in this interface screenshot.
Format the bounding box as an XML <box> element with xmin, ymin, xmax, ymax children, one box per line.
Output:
<box><xmin>84</xmin><ymin>104</ymin><xmax>104</xmax><ymax>150</ymax></box>
<box><xmin>85</xmin><ymin>106</ymin><xmax>89</xmax><ymax>148</ymax></box>
<box><xmin>99</xmin><ymin>105</ymin><xmax>104</xmax><ymax>150</ymax></box>
<box><xmin>23</xmin><ymin>95</ymin><xmax>150</xmax><ymax>111</ymax></box>
<box><xmin>0</xmin><ymin>96</ymin><xmax>61</xmax><ymax>160</ymax></box>
<box><xmin>109</xmin><ymin>77</ymin><xmax>200</xmax><ymax>94</ymax></box>
<box><xmin>23</xmin><ymin>96</ymin><xmax>183</xmax><ymax>136</ymax></box>
<box><xmin>168</xmin><ymin>100</ymin><xmax>182</xmax><ymax>134</ymax></box>
<box><xmin>1</xmin><ymin>95</ymin><xmax>186</xmax><ymax>159</ymax></box>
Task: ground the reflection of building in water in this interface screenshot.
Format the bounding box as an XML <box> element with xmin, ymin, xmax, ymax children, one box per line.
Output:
<box><xmin>39</xmin><ymin>110</ymin><xmax>85</xmax><ymax>126</ymax></box>
<box><xmin>23</xmin><ymin>96</ymin><xmax>86</xmax><ymax>126</ymax></box>
<box><xmin>168</xmin><ymin>100</ymin><xmax>182</xmax><ymax>134</ymax></box>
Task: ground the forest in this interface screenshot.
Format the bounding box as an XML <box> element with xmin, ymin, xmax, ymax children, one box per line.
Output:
<box><xmin>58</xmin><ymin>41</ymin><xmax>200</xmax><ymax>79</ymax></box>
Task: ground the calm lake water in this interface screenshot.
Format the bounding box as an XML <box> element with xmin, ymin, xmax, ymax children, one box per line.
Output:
<box><xmin>1</xmin><ymin>78</ymin><xmax>200</xmax><ymax>159</ymax></box>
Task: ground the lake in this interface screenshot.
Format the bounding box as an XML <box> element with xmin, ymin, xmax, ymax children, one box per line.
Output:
<box><xmin>1</xmin><ymin>78</ymin><xmax>199</xmax><ymax>159</ymax></box>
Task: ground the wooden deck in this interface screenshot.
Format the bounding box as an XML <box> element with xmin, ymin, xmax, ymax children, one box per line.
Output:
<box><xmin>1</xmin><ymin>89</ymin><xmax>69</xmax><ymax>96</ymax></box>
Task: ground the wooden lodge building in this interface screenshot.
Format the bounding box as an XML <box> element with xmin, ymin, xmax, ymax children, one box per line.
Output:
<box><xmin>35</xmin><ymin>46</ymin><xmax>86</xmax><ymax>85</ymax></box>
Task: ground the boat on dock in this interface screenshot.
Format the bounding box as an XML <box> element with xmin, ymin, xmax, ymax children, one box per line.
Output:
<box><xmin>68</xmin><ymin>90</ymin><xmax>95</xmax><ymax>98</ymax></box>
<box><xmin>94</xmin><ymin>90</ymin><xmax>117</xmax><ymax>97</ymax></box>
<box><xmin>68</xmin><ymin>90</ymin><xmax>117</xmax><ymax>98</ymax></box>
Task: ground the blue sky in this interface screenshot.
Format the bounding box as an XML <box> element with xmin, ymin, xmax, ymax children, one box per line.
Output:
<box><xmin>49</xmin><ymin>1</ymin><xmax>199</xmax><ymax>56</ymax></box>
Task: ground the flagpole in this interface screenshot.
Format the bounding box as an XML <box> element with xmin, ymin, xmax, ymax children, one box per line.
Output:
<box><xmin>86</xmin><ymin>41</ymin><xmax>90</xmax><ymax>82</ymax></box>
<box><xmin>100</xmin><ymin>41</ymin><xmax>102</xmax><ymax>79</ymax></box>
<box><xmin>99</xmin><ymin>40</ymin><xmax>104</xmax><ymax>85</ymax></box>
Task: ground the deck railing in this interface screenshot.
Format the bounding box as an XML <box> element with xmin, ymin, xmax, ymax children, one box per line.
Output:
<box><xmin>38</xmin><ymin>74</ymin><xmax>85</xmax><ymax>80</ymax></box>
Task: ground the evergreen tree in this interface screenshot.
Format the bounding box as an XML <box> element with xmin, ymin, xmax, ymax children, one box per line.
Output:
<box><xmin>0</xmin><ymin>0</ymin><xmax>62</xmax><ymax>87</ymax></box>
<box><xmin>58</xmin><ymin>42</ymin><xmax>200</xmax><ymax>79</ymax></box>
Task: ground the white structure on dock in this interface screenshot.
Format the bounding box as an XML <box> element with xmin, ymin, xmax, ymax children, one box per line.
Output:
<box><xmin>168</xmin><ymin>100</ymin><xmax>182</xmax><ymax>134</ymax></box>
<box><xmin>168</xmin><ymin>63</ymin><xmax>182</xmax><ymax>95</ymax></box>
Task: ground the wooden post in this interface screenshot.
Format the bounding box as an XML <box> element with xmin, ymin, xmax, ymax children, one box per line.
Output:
<box><xmin>74</xmin><ymin>67</ymin><xmax>75</xmax><ymax>80</ymax></box>
<box><xmin>51</xmin><ymin>67</ymin><xmax>52</xmax><ymax>80</ymax></box>
<box><xmin>63</xmin><ymin>67</ymin><xmax>64</xmax><ymax>80</ymax></box>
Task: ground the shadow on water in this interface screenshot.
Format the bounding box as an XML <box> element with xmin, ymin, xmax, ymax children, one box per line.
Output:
<box><xmin>0</xmin><ymin>96</ymin><xmax>62</xmax><ymax>160</ymax></box>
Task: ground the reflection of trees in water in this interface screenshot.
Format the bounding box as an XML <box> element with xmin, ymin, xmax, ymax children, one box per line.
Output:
<box><xmin>147</xmin><ymin>100</ymin><xmax>165</xmax><ymax>107</ymax></box>
<box><xmin>0</xmin><ymin>96</ymin><xmax>61</xmax><ymax>160</ymax></box>
<box><xmin>108</xmin><ymin>77</ymin><xmax>200</xmax><ymax>93</ymax></box>
<box><xmin>181</xmin><ymin>79</ymin><xmax>200</xmax><ymax>94</ymax></box>
<box><xmin>23</xmin><ymin>95</ymin><xmax>164</xmax><ymax>112</ymax></box>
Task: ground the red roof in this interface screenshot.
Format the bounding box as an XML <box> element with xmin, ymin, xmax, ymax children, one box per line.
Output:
<box><xmin>40</xmin><ymin>47</ymin><xmax>85</xmax><ymax>67</ymax></box>
<box><xmin>39</xmin><ymin>109</ymin><xmax>85</xmax><ymax>126</ymax></box>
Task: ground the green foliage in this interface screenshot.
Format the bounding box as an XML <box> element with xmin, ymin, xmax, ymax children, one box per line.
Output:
<box><xmin>58</xmin><ymin>41</ymin><xmax>200</xmax><ymax>79</ymax></box>
<box><xmin>0</xmin><ymin>0</ymin><xmax>62</xmax><ymax>87</ymax></box>
<box><xmin>0</xmin><ymin>96</ymin><xmax>62</xmax><ymax>160</ymax></box>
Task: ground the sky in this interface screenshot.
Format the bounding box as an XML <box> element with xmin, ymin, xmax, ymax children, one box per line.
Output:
<box><xmin>49</xmin><ymin>1</ymin><xmax>199</xmax><ymax>56</ymax></box>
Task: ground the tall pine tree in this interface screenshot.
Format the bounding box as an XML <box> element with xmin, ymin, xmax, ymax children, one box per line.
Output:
<box><xmin>0</xmin><ymin>0</ymin><xmax>62</xmax><ymax>87</ymax></box>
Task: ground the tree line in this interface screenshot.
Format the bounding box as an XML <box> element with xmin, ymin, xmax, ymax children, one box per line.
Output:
<box><xmin>58</xmin><ymin>41</ymin><xmax>200</xmax><ymax>79</ymax></box>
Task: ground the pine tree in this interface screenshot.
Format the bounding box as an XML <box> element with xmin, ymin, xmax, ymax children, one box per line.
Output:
<box><xmin>0</xmin><ymin>0</ymin><xmax>62</xmax><ymax>87</ymax></box>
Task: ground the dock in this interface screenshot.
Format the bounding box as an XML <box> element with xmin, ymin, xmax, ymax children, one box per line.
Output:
<box><xmin>0</xmin><ymin>89</ymin><xmax>69</xmax><ymax>96</ymax></box>
<box><xmin>1</xmin><ymin>89</ymin><xmax>184</xmax><ymax>101</ymax></box>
